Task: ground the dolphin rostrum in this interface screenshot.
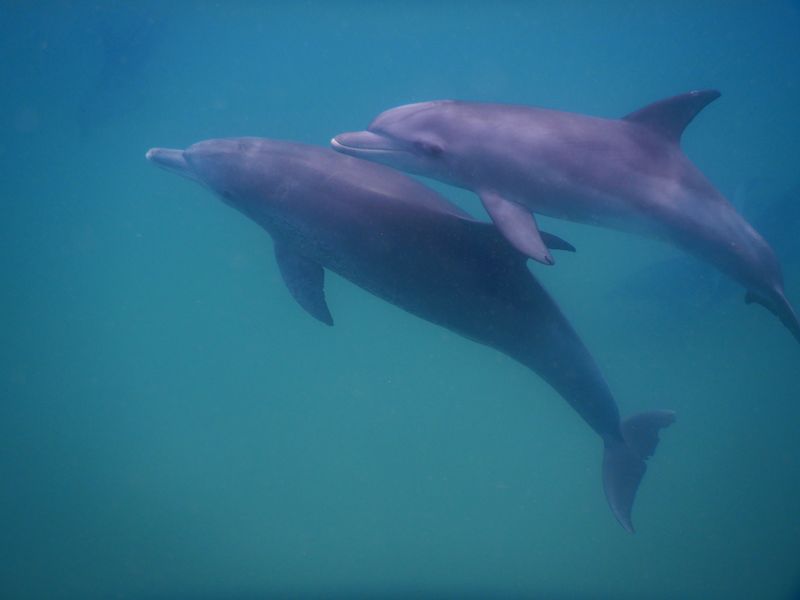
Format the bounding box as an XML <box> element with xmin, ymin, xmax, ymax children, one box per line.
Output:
<box><xmin>331</xmin><ymin>91</ymin><xmax>800</xmax><ymax>343</ymax></box>
<box><xmin>146</xmin><ymin>138</ymin><xmax>675</xmax><ymax>532</ymax></box>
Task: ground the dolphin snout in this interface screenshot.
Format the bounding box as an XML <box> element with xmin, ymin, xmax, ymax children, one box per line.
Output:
<box><xmin>146</xmin><ymin>147</ymin><xmax>197</xmax><ymax>181</ymax></box>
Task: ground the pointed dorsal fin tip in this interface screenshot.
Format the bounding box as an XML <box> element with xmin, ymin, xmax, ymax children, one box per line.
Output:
<box><xmin>622</xmin><ymin>89</ymin><xmax>722</xmax><ymax>144</ymax></box>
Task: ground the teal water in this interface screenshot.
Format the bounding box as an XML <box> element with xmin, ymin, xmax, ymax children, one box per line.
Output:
<box><xmin>2</xmin><ymin>2</ymin><xmax>799</xmax><ymax>598</ymax></box>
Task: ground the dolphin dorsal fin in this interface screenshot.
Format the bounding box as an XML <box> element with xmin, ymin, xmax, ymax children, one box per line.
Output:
<box><xmin>622</xmin><ymin>89</ymin><xmax>721</xmax><ymax>145</ymax></box>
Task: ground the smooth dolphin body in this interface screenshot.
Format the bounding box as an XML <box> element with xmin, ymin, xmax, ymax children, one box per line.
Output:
<box><xmin>331</xmin><ymin>91</ymin><xmax>800</xmax><ymax>342</ymax></box>
<box><xmin>612</xmin><ymin>180</ymin><xmax>800</xmax><ymax>319</ymax></box>
<box><xmin>146</xmin><ymin>138</ymin><xmax>674</xmax><ymax>532</ymax></box>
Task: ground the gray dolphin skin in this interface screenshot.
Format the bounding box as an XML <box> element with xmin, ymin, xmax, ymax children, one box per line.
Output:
<box><xmin>146</xmin><ymin>138</ymin><xmax>674</xmax><ymax>532</ymax></box>
<box><xmin>331</xmin><ymin>91</ymin><xmax>800</xmax><ymax>343</ymax></box>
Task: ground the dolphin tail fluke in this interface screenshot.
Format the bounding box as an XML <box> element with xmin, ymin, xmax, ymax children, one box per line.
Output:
<box><xmin>602</xmin><ymin>410</ymin><xmax>676</xmax><ymax>533</ymax></box>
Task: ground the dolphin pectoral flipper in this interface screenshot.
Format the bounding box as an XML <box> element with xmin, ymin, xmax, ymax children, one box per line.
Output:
<box><xmin>478</xmin><ymin>190</ymin><xmax>554</xmax><ymax>265</ymax></box>
<box><xmin>540</xmin><ymin>231</ymin><xmax>576</xmax><ymax>253</ymax></box>
<box><xmin>275</xmin><ymin>243</ymin><xmax>334</xmax><ymax>326</ymax></box>
<box><xmin>465</xmin><ymin>221</ymin><xmax>575</xmax><ymax>254</ymax></box>
<box><xmin>602</xmin><ymin>410</ymin><xmax>676</xmax><ymax>533</ymax></box>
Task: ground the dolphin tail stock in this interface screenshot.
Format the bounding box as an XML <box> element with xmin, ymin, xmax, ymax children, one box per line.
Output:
<box><xmin>745</xmin><ymin>289</ymin><xmax>800</xmax><ymax>344</ymax></box>
<box><xmin>602</xmin><ymin>409</ymin><xmax>676</xmax><ymax>533</ymax></box>
<box><xmin>772</xmin><ymin>292</ymin><xmax>800</xmax><ymax>344</ymax></box>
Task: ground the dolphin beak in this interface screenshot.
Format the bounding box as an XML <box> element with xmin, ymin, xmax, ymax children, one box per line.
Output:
<box><xmin>145</xmin><ymin>147</ymin><xmax>197</xmax><ymax>181</ymax></box>
<box><xmin>330</xmin><ymin>131</ymin><xmax>406</xmax><ymax>157</ymax></box>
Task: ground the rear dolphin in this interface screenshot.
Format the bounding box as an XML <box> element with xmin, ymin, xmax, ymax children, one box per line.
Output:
<box><xmin>331</xmin><ymin>91</ymin><xmax>800</xmax><ymax>343</ymax></box>
<box><xmin>146</xmin><ymin>138</ymin><xmax>674</xmax><ymax>532</ymax></box>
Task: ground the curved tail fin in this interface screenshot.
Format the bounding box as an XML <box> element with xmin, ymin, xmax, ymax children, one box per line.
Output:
<box><xmin>602</xmin><ymin>410</ymin><xmax>676</xmax><ymax>533</ymax></box>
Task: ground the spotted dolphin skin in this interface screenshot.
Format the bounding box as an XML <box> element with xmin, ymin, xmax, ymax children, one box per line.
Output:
<box><xmin>147</xmin><ymin>138</ymin><xmax>674</xmax><ymax>532</ymax></box>
<box><xmin>331</xmin><ymin>91</ymin><xmax>800</xmax><ymax>343</ymax></box>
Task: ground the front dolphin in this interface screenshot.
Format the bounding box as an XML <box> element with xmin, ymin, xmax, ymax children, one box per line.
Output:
<box><xmin>331</xmin><ymin>91</ymin><xmax>800</xmax><ymax>343</ymax></box>
<box><xmin>146</xmin><ymin>138</ymin><xmax>674</xmax><ymax>532</ymax></box>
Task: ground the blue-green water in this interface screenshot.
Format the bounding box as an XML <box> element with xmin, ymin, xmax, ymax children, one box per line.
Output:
<box><xmin>2</xmin><ymin>2</ymin><xmax>799</xmax><ymax>598</ymax></box>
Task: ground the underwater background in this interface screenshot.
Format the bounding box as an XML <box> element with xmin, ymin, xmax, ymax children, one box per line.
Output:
<box><xmin>1</xmin><ymin>1</ymin><xmax>799</xmax><ymax>598</ymax></box>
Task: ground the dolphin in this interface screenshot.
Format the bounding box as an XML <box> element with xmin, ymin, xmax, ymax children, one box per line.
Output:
<box><xmin>331</xmin><ymin>91</ymin><xmax>800</xmax><ymax>343</ymax></box>
<box><xmin>146</xmin><ymin>138</ymin><xmax>674</xmax><ymax>532</ymax></box>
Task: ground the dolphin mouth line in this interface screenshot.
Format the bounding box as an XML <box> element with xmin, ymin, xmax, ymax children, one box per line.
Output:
<box><xmin>330</xmin><ymin>136</ymin><xmax>411</xmax><ymax>155</ymax></box>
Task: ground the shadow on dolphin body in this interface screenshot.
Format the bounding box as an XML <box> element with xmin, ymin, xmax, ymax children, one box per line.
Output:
<box><xmin>146</xmin><ymin>138</ymin><xmax>675</xmax><ymax>532</ymax></box>
<box><xmin>331</xmin><ymin>91</ymin><xmax>800</xmax><ymax>344</ymax></box>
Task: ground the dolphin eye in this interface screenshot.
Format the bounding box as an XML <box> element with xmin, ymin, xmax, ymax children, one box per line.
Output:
<box><xmin>414</xmin><ymin>140</ymin><xmax>443</xmax><ymax>156</ymax></box>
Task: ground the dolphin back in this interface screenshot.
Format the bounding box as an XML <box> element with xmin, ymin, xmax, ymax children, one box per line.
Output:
<box><xmin>270</xmin><ymin>139</ymin><xmax>478</xmax><ymax>221</ymax></box>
